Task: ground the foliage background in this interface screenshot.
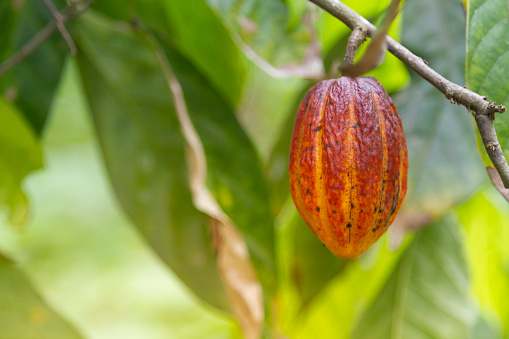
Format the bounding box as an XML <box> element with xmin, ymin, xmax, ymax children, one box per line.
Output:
<box><xmin>0</xmin><ymin>0</ymin><xmax>508</xmax><ymax>338</ymax></box>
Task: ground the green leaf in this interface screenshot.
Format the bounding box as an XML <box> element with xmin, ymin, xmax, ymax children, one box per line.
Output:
<box><xmin>74</xmin><ymin>10</ymin><xmax>276</xmax><ymax>302</ymax></box>
<box><xmin>134</xmin><ymin>0</ymin><xmax>246</xmax><ymax>107</ymax></box>
<box><xmin>457</xmin><ymin>187</ymin><xmax>509</xmax><ymax>337</ymax></box>
<box><xmin>0</xmin><ymin>253</ymin><xmax>82</xmax><ymax>338</ymax></box>
<box><xmin>72</xmin><ymin>13</ymin><xmax>229</xmax><ymax>311</ymax></box>
<box><xmin>353</xmin><ymin>216</ymin><xmax>478</xmax><ymax>339</ymax></box>
<box><xmin>206</xmin><ymin>0</ymin><xmax>315</xmax><ymax>69</ymax></box>
<box><xmin>0</xmin><ymin>0</ymin><xmax>67</xmax><ymax>134</ymax></box>
<box><xmin>284</xmin><ymin>233</ymin><xmax>411</xmax><ymax>339</ymax></box>
<box><xmin>278</xmin><ymin>205</ymin><xmax>347</xmax><ymax>309</ymax></box>
<box><xmin>394</xmin><ymin>0</ymin><xmax>485</xmax><ymax>216</ymax></box>
<box><xmin>466</xmin><ymin>0</ymin><xmax>509</xmax><ymax>166</ymax></box>
<box><xmin>0</xmin><ymin>98</ymin><xmax>42</xmax><ymax>225</ymax></box>
<box><xmin>160</xmin><ymin>41</ymin><xmax>276</xmax><ymax>293</ymax></box>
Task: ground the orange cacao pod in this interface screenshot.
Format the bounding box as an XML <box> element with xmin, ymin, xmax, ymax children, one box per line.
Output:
<box><xmin>289</xmin><ymin>76</ymin><xmax>408</xmax><ymax>258</ymax></box>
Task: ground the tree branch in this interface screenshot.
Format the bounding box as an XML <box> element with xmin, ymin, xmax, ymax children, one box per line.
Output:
<box><xmin>41</xmin><ymin>0</ymin><xmax>77</xmax><ymax>55</ymax></box>
<box><xmin>309</xmin><ymin>0</ymin><xmax>509</xmax><ymax>188</ymax></box>
<box><xmin>0</xmin><ymin>0</ymin><xmax>92</xmax><ymax>78</ymax></box>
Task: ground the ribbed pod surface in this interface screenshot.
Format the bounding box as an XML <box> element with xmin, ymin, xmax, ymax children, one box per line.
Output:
<box><xmin>289</xmin><ymin>76</ymin><xmax>408</xmax><ymax>258</ymax></box>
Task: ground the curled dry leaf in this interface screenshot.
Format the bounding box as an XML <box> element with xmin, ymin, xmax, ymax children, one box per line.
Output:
<box><xmin>150</xmin><ymin>36</ymin><xmax>264</xmax><ymax>338</ymax></box>
<box><xmin>342</xmin><ymin>0</ymin><xmax>401</xmax><ymax>77</ymax></box>
<box><xmin>211</xmin><ymin>218</ymin><xmax>264</xmax><ymax>339</ymax></box>
<box><xmin>487</xmin><ymin>167</ymin><xmax>509</xmax><ymax>202</ymax></box>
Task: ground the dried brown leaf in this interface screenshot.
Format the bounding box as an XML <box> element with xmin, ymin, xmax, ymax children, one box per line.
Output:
<box><xmin>342</xmin><ymin>0</ymin><xmax>401</xmax><ymax>77</ymax></box>
<box><xmin>211</xmin><ymin>219</ymin><xmax>264</xmax><ymax>339</ymax></box>
<box><xmin>487</xmin><ymin>166</ymin><xmax>509</xmax><ymax>202</ymax></box>
<box><xmin>149</xmin><ymin>35</ymin><xmax>264</xmax><ymax>338</ymax></box>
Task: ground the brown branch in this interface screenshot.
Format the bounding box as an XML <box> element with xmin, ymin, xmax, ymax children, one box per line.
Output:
<box><xmin>310</xmin><ymin>0</ymin><xmax>509</xmax><ymax>188</ymax></box>
<box><xmin>0</xmin><ymin>0</ymin><xmax>92</xmax><ymax>78</ymax></box>
<box><xmin>41</xmin><ymin>0</ymin><xmax>76</xmax><ymax>55</ymax></box>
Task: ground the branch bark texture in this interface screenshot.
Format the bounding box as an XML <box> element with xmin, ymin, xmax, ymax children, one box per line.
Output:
<box><xmin>309</xmin><ymin>0</ymin><xmax>509</xmax><ymax>188</ymax></box>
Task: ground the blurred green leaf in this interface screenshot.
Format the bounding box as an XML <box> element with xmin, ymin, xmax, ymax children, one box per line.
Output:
<box><xmin>457</xmin><ymin>187</ymin><xmax>509</xmax><ymax>336</ymax></box>
<box><xmin>237</xmin><ymin>62</ymin><xmax>306</xmax><ymax>161</ymax></box>
<box><xmin>160</xmin><ymin>39</ymin><xmax>276</xmax><ymax>293</ymax></box>
<box><xmin>0</xmin><ymin>253</ymin><xmax>82</xmax><ymax>339</ymax></box>
<box><xmin>353</xmin><ymin>216</ymin><xmax>478</xmax><ymax>339</ymax></box>
<box><xmin>466</xmin><ymin>0</ymin><xmax>509</xmax><ymax>166</ymax></box>
<box><xmin>205</xmin><ymin>0</ymin><xmax>315</xmax><ymax>70</ymax></box>
<box><xmin>0</xmin><ymin>97</ymin><xmax>42</xmax><ymax>225</ymax></box>
<box><xmin>0</xmin><ymin>1</ymin><xmax>18</xmax><ymax>60</ymax></box>
<box><xmin>285</xmin><ymin>233</ymin><xmax>411</xmax><ymax>339</ymax></box>
<box><xmin>394</xmin><ymin>0</ymin><xmax>485</xmax><ymax>216</ymax></box>
<box><xmin>74</xmin><ymin>10</ymin><xmax>276</xmax><ymax>301</ymax></box>
<box><xmin>73</xmin><ymin>13</ymin><xmax>229</xmax><ymax>311</ymax></box>
<box><xmin>278</xmin><ymin>205</ymin><xmax>347</xmax><ymax>310</ymax></box>
<box><xmin>134</xmin><ymin>0</ymin><xmax>246</xmax><ymax>107</ymax></box>
<box><xmin>0</xmin><ymin>0</ymin><xmax>67</xmax><ymax>134</ymax></box>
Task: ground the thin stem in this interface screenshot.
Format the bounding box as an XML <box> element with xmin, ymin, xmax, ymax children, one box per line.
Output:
<box><xmin>310</xmin><ymin>0</ymin><xmax>509</xmax><ymax>188</ymax></box>
<box><xmin>41</xmin><ymin>0</ymin><xmax>76</xmax><ymax>55</ymax></box>
<box><xmin>0</xmin><ymin>0</ymin><xmax>92</xmax><ymax>77</ymax></box>
<box><xmin>343</xmin><ymin>26</ymin><xmax>367</xmax><ymax>68</ymax></box>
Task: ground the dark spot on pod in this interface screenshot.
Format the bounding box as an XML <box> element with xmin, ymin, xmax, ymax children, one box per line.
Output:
<box><xmin>332</xmin><ymin>210</ymin><xmax>336</xmax><ymax>214</ymax></box>
<box><xmin>306</xmin><ymin>189</ymin><xmax>310</xmax><ymax>194</ymax></box>
<box><xmin>304</xmin><ymin>104</ymin><xmax>308</xmax><ymax>109</ymax></box>
<box><xmin>325</xmin><ymin>145</ymin><xmax>329</xmax><ymax>149</ymax></box>
<box><xmin>335</xmin><ymin>141</ymin><xmax>339</xmax><ymax>146</ymax></box>
<box><xmin>351</xmin><ymin>203</ymin><xmax>354</xmax><ymax>209</ymax></box>
<box><xmin>353</xmin><ymin>123</ymin><xmax>360</xmax><ymax>128</ymax></box>
<box><xmin>310</xmin><ymin>147</ymin><xmax>314</xmax><ymax>151</ymax></box>
<box><xmin>327</xmin><ymin>102</ymin><xmax>332</xmax><ymax>106</ymax></box>
<box><xmin>316</xmin><ymin>207</ymin><xmax>320</xmax><ymax>212</ymax></box>
<box><xmin>369</xmin><ymin>148</ymin><xmax>372</xmax><ymax>152</ymax></box>
<box><xmin>304</xmin><ymin>147</ymin><xmax>308</xmax><ymax>151</ymax></box>
<box><xmin>309</xmin><ymin>123</ymin><xmax>312</xmax><ymax>128</ymax></box>
<box><xmin>314</xmin><ymin>125</ymin><xmax>322</xmax><ymax>132</ymax></box>
<box><xmin>346</xmin><ymin>223</ymin><xmax>352</xmax><ymax>228</ymax></box>
<box><xmin>320</xmin><ymin>119</ymin><xmax>323</xmax><ymax>123</ymax></box>
<box><xmin>357</xmin><ymin>102</ymin><xmax>362</xmax><ymax>106</ymax></box>
<box><xmin>298</xmin><ymin>179</ymin><xmax>301</xmax><ymax>184</ymax></box>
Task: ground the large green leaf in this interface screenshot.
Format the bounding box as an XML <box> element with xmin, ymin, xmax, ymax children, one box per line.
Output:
<box><xmin>282</xmin><ymin>233</ymin><xmax>410</xmax><ymax>339</ymax></box>
<box><xmin>466</xmin><ymin>0</ymin><xmax>509</xmax><ymax>166</ymax></box>
<box><xmin>72</xmin><ymin>13</ymin><xmax>229</xmax><ymax>310</ymax></box>
<box><xmin>74</xmin><ymin>11</ymin><xmax>275</xmax><ymax>301</ymax></box>
<box><xmin>160</xmin><ymin>41</ymin><xmax>276</xmax><ymax>292</ymax></box>
<box><xmin>0</xmin><ymin>253</ymin><xmax>82</xmax><ymax>338</ymax></box>
<box><xmin>277</xmin><ymin>204</ymin><xmax>347</xmax><ymax>310</ymax></box>
<box><xmin>0</xmin><ymin>0</ymin><xmax>67</xmax><ymax>134</ymax></box>
<box><xmin>133</xmin><ymin>0</ymin><xmax>245</xmax><ymax>107</ymax></box>
<box><xmin>206</xmin><ymin>0</ymin><xmax>315</xmax><ymax>70</ymax></box>
<box><xmin>394</xmin><ymin>0</ymin><xmax>485</xmax><ymax>216</ymax></box>
<box><xmin>457</xmin><ymin>187</ymin><xmax>509</xmax><ymax>336</ymax></box>
<box><xmin>0</xmin><ymin>98</ymin><xmax>42</xmax><ymax>225</ymax></box>
<box><xmin>353</xmin><ymin>216</ymin><xmax>478</xmax><ymax>339</ymax></box>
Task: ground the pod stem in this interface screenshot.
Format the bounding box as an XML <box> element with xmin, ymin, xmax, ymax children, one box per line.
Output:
<box><xmin>310</xmin><ymin>0</ymin><xmax>509</xmax><ymax>189</ymax></box>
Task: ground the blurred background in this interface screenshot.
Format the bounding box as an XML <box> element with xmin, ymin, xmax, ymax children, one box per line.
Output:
<box><xmin>0</xmin><ymin>0</ymin><xmax>508</xmax><ymax>338</ymax></box>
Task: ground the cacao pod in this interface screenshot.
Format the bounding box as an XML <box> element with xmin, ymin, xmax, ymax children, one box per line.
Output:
<box><xmin>289</xmin><ymin>76</ymin><xmax>408</xmax><ymax>258</ymax></box>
